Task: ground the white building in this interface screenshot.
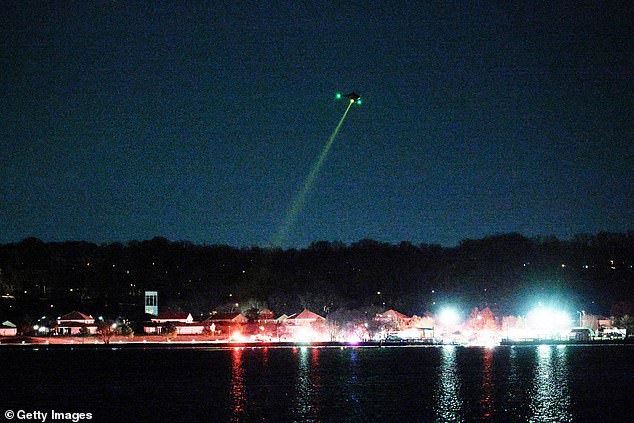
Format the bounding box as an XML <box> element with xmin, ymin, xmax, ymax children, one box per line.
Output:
<box><xmin>0</xmin><ymin>320</ymin><xmax>17</xmax><ymax>336</ymax></box>
<box><xmin>55</xmin><ymin>311</ymin><xmax>97</xmax><ymax>335</ymax></box>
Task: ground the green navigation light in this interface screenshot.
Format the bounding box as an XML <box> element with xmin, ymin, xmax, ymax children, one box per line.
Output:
<box><xmin>336</xmin><ymin>92</ymin><xmax>342</xmax><ymax>99</ymax></box>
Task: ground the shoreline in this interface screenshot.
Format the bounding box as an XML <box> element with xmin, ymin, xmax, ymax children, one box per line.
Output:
<box><xmin>1</xmin><ymin>336</ymin><xmax>631</xmax><ymax>349</ymax></box>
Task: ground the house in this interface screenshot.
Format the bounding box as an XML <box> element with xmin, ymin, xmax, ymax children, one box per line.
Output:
<box><xmin>204</xmin><ymin>312</ymin><xmax>249</xmax><ymax>325</ymax></box>
<box><xmin>144</xmin><ymin>311</ymin><xmax>204</xmax><ymax>335</ymax></box>
<box><xmin>202</xmin><ymin>312</ymin><xmax>249</xmax><ymax>336</ymax></box>
<box><xmin>282</xmin><ymin>309</ymin><xmax>327</xmax><ymax>341</ymax></box>
<box><xmin>257</xmin><ymin>308</ymin><xmax>276</xmax><ymax>323</ymax></box>
<box><xmin>0</xmin><ymin>320</ymin><xmax>17</xmax><ymax>336</ymax></box>
<box><xmin>374</xmin><ymin>309</ymin><xmax>412</xmax><ymax>332</ymax></box>
<box><xmin>375</xmin><ymin>309</ymin><xmax>411</xmax><ymax>323</ymax></box>
<box><xmin>170</xmin><ymin>322</ymin><xmax>206</xmax><ymax>335</ymax></box>
<box><xmin>287</xmin><ymin>309</ymin><xmax>326</xmax><ymax>325</ymax></box>
<box><xmin>55</xmin><ymin>311</ymin><xmax>97</xmax><ymax>335</ymax></box>
<box><xmin>151</xmin><ymin>312</ymin><xmax>194</xmax><ymax>324</ymax></box>
<box><xmin>407</xmin><ymin>315</ymin><xmax>435</xmax><ymax>339</ymax></box>
<box><xmin>275</xmin><ymin>313</ymin><xmax>295</xmax><ymax>323</ymax></box>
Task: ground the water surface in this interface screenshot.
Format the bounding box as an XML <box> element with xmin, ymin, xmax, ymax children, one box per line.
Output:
<box><xmin>2</xmin><ymin>345</ymin><xmax>633</xmax><ymax>422</ymax></box>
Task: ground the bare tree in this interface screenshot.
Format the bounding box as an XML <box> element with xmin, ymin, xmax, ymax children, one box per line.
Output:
<box><xmin>96</xmin><ymin>320</ymin><xmax>116</xmax><ymax>344</ymax></box>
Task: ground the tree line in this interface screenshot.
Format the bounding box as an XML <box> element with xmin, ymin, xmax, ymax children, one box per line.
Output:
<box><xmin>0</xmin><ymin>232</ymin><xmax>633</xmax><ymax>323</ymax></box>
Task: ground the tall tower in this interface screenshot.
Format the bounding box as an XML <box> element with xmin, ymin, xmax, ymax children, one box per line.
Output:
<box><xmin>144</xmin><ymin>291</ymin><xmax>158</xmax><ymax>316</ymax></box>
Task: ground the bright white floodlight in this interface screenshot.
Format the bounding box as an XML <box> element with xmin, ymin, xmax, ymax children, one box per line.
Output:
<box><xmin>439</xmin><ymin>308</ymin><xmax>459</xmax><ymax>327</ymax></box>
<box><xmin>527</xmin><ymin>306</ymin><xmax>571</xmax><ymax>332</ymax></box>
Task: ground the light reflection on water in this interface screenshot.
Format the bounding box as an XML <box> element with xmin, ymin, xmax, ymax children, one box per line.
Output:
<box><xmin>349</xmin><ymin>348</ymin><xmax>359</xmax><ymax>400</ymax></box>
<box><xmin>506</xmin><ymin>346</ymin><xmax>519</xmax><ymax>418</ymax></box>
<box><xmin>219</xmin><ymin>345</ymin><xmax>621</xmax><ymax>422</ymax></box>
<box><xmin>229</xmin><ymin>347</ymin><xmax>246</xmax><ymax>422</ymax></box>
<box><xmin>310</xmin><ymin>348</ymin><xmax>322</xmax><ymax>416</ymax></box>
<box><xmin>435</xmin><ymin>345</ymin><xmax>464</xmax><ymax>422</ymax></box>
<box><xmin>480</xmin><ymin>348</ymin><xmax>495</xmax><ymax>420</ymax></box>
<box><xmin>3</xmin><ymin>345</ymin><xmax>633</xmax><ymax>422</ymax></box>
<box><xmin>529</xmin><ymin>345</ymin><xmax>572</xmax><ymax>423</ymax></box>
<box><xmin>293</xmin><ymin>346</ymin><xmax>321</xmax><ymax>420</ymax></box>
<box><xmin>346</xmin><ymin>348</ymin><xmax>364</xmax><ymax>419</ymax></box>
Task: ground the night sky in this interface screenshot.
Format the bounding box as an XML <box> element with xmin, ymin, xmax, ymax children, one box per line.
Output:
<box><xmin>1</xmin><ymin>2</ymin><xmax>632</xmax><ymax>248</ymax></box>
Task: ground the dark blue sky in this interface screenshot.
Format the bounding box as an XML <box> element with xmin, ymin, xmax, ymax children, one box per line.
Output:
<box><xmin>1</xmin><ymin>1</ymin><xmax>632</xmax><ymax>247</ymax></box>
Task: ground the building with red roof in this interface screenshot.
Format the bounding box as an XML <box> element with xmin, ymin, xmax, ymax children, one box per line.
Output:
<box><xmin>374</xmin><ymin>309</ymin><xmax>412</xmax><ymax>332</ymax></box>
<box><xmin>203</xmin><ymin>312</ymin><xmax>248</xmax><ymax>324</ymax></box>
<box><xmin>55</xmin><ymin>311</ymin><xmax>97</xmax><ymax>335</ymax></box>
<box><xmin>0</xmin><ymin>320</ymin><xmax>17</xmax><ymax>336</ymax></box>
<box><xmin>144</xmin><ymin>311</ymin><xmax>204</xmax><ymax>335</ymax></box>
<box><xmin>151</xmin><ymin>312</ymin><xmax>194</xmax><ymax>324</ymax></box>
<box><xmin>201</xmin><ymin>312</ymin><xmax>249</xmax><ymax>337</ymax></box>
<box><xmin>257</xmin><ymin>308</ymin><xmax>275</xmax><ymax>322</ymax></box>
<box><xmin>281</xmin><ymin>309</ymin><xmax>328</xmax><ymax>341</ymax></box>
<box><xmin>289</xmin><ymin>309</ymin><xmax>326</xmax><ymax>324</ymax></box>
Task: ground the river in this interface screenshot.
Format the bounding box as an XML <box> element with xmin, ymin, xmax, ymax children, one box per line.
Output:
<box><xmin>2</xmin><ymin>345</ymin><xmax>633</xmax><ymax>422</ymax></box>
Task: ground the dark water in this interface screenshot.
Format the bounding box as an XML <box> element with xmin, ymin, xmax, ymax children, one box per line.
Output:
<box><xmin>2</xmin><ymin>345</ymin><xmax>633</xmax><ymax>422</ymax></box>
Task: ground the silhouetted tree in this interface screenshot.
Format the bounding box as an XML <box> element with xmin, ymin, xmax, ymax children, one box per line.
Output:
<box><xmin>96</xmin><ymin>320</ymin><xmax>116</xmax><ymax>344</ymax></box>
